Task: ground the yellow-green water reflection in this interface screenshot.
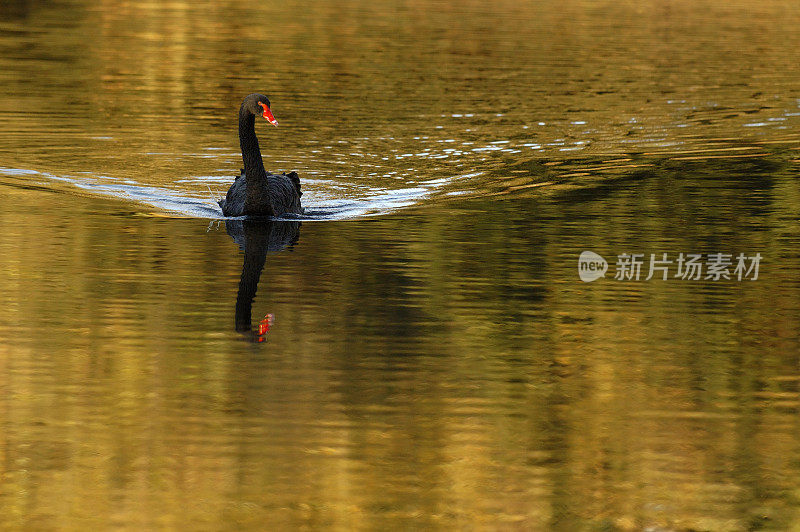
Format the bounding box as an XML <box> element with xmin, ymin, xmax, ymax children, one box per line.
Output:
<box><xmin>2</xmin><ymin>161</ymin><xmax>800</xmax><ymax>529</ymax></box>
<box><xmin>1</xmin><ymin>0</ymin><xmax>800</xmax><ymax>530</ymax></box>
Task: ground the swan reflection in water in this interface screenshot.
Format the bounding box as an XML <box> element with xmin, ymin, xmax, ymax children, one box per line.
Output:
<box><xmin>225</xmin><ymin>219</ymin><xmax>301</xmax><ymax>341</ymax></box>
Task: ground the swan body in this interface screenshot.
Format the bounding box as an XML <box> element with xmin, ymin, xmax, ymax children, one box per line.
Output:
<box><xmin>220</xmin><ymin>168</ymin><xmax>302</xmax><ymax>217</ymax></box>
<box><xmin>219</xmin><ymin>93</ymin><xmax>303</xmax><ymax>217</ymax></box>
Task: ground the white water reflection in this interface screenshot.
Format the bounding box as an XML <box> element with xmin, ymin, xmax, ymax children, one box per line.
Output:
<box><xmin>0</xmin><ymin>166</ymin><xmax>483</xmax><ymax>220</ymax></box>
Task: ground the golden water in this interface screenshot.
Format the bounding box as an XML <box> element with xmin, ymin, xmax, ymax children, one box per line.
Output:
<box><xmin>1</xmin><ymin>0</ymin><xmax>800</xmax><ymax>529</ymax></box>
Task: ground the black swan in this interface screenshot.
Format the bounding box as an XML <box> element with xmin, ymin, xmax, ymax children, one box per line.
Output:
<box><xmin>219</xmin><ymin>93</ymin><xmax>303</xmax><ymax>217</ymax></box>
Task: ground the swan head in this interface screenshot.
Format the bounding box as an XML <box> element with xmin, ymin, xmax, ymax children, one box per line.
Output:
<box><xmin>243</xmin><ymin>93</ymin><xmax>278</xmax><ymax>127</ymax></box>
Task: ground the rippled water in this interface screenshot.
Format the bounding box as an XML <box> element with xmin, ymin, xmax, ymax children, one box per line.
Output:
<box><xmin>1</xmin><ymin>0</ymin><xmax>800</xmax><ymax>529</ymax></box>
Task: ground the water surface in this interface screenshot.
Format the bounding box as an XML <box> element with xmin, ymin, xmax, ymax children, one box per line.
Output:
<box><xmin>1</xmin><ymin>0</ymin><xmax>800</xmax><ymax>529</ymax></box>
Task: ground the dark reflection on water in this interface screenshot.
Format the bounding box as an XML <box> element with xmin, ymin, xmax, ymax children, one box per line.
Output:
<box><xmin>226</xmin><ymin>220</ymin><xmax>300</xmax><ymax>338</ymax></box>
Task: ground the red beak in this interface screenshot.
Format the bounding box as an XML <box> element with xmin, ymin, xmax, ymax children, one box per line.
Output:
<box><xmin>258</xmin><ymin>101</ymin><xmax>279</xmax><ymax>126</ymax></box>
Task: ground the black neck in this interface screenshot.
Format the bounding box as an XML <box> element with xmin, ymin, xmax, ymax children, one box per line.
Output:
<box><xmin>239</xmin><ymin>105</ymin><xmax>266</xmax><ymax>181</ymax></box>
